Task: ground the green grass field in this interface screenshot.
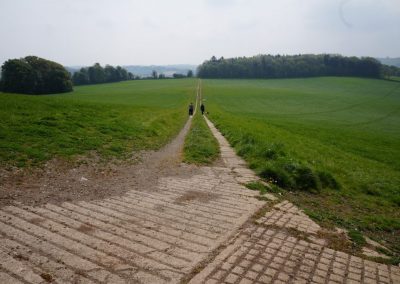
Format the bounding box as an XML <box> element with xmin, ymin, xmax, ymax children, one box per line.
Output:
<box><xmin>0</xmin><ymin>79</ymin><xmax>196</xmax><ymax>167</ymax></box>
<box><xmin>203</xmin><ymin>77</ymin><xmax>400</xmax><ymax>254</ymax></box>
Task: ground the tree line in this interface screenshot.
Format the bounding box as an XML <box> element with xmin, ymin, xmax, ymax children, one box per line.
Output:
<box><xmin>197</xmin><ymin>54</ymin><xmax>395</xmax><ymax>79</ymax></box>
<box><xmin>150</xmin><ymin>69</ymin><xmax>193</xmax><ymax>79</ymax></box>
<box><xmin>0</xmin><ymin>56</ymin><xmax>72</xmax><ymax>94</ymax></box>
<box><xmin>72</xmin><ymin>63</ymin><xmax>134</xmax><ymax>85</ymax></box>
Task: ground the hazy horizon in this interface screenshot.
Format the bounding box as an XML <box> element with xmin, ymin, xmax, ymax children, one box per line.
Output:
<box><xmin>1</xmin><ymin>0</ymin><xmax>399</xmax><ymax>66</ymax></box>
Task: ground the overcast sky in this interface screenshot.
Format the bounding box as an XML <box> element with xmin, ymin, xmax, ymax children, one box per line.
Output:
<box><xmin>0</xmin><ymin>0</ymin><xmax>399</xmax><ymax>66</ymax></box>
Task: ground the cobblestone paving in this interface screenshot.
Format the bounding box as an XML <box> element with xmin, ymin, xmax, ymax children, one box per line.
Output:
<box><xmin>257</xmin><ymin>201</ymin><xmax>321</xmax><ymax>235</ymax></box>
<box><xmin>191</xmin><ymin>225</ymin><xmax>400</xmax><ymax>284</ymax></box>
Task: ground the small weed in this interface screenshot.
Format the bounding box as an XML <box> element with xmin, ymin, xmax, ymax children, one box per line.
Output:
<box><xmin>348</xmin><ymin>229</ymin><xmax>366</xmax><ymax>248</ymax></box>
<box><xmin>245</xmin><ymin>181</ymin><xmax>268</xmax><ymax>195</ymax></box>
<box><xmin>40</xmin><ymin>273</ymin><xmax>54</xmax><ymax>283</ymax></box>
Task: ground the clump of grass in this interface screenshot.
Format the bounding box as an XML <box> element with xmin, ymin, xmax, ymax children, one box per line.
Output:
<box><xmin>259</xmin><ymin>159</ymin><xmax>324</xmax><ymax>193</ymax></box>
<box><xmin>317</xmin><ymin>171</ymin><xmax>341</xmax><ymax>190</ymax></box>
<box><xmin>245</xmin><ymin>181</ymin><xmax>268</xmax><ymax>195</ymax></box>
<box><xmin>348</xmin><ymin>229</ymin><xmax>366</xmax><ymax>248</ymax></box>
<box><xmin>183</xmin><ymin>111</ymin><xmax>220</xmax><ymax>165</ymax></box>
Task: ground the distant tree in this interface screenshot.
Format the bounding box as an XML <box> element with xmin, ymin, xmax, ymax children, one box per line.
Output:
<box><xmin>173</xmin><ymin>73</ymin><xmax>185</xmax><ymax>79</ymax></box>
<box><xmin>152</xmin><ymin>70</ymin><xmax>158</xmax><ymax>79</ymax></box>
<box><xmin>0</xmin><ymin>56</ymin><xmax>72</xmax><ymax>94</ymax></box>
<box><xmin>128</xmin><ymin>72</ymin><xmax>134</xmax><ymax>80</ymax></box>
<box><xmin>72</xmin><ymin>63</ymin><xmax>131</xmax><ymax>85</ymax></box>
<box><xmin>158</xmin><ymin>73</ymin><xmax>166</xmax><ymax>79</ymax></box>
<box><xmin>104</xmin><ymin>65</ymin><xmax>118</xmax><ymax>82</ymax></box>
<box><xmin>88</xmin><ymin>63</ymin><xmax>105</xmax><ymax>84</ymax></box>
<box><xmin>72</xmin><ymin>68</ymin><xmax>90</xmax><ymax>85</ymax></box>
<box><xmin>197</xmin><ymin>54</ymin><xmax>384</xmax><ymax>79</ymax></box>
<box><xmin>187</xmin><ymin>70</ymin><xmax>193</xmax><ymax>78</ymax></box>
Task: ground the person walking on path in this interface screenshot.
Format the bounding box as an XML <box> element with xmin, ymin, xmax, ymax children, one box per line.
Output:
<box><xmin>189</xmin><ymin>103</ymin><xmax>194</xmax><ymax>116</ymax></box>
<box><xmin>200</xmin><ymin>103</ymin><xmax>205</xmax><ymax>115</ymax></box>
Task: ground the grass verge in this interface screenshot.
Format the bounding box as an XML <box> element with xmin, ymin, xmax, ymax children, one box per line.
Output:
<box><xmin>183</xmin><ymin>112</ymin><xmax>220</xmax><ymax>165</ymax></box>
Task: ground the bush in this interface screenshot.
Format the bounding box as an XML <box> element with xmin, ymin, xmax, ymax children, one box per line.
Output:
<box><xmin>318</xmin><ymin>171</ymin><xmax>341</xmax><ymax>189</ymax></box>
<box><xmin>293</xmin><ymin>165</ymin><xmax>321</xmax><ymax>192</ymax></box>
<box><xmin>259</xmin><ymin>165</ymin><xmax>293</xmax><ymax>188</ymax></box>
<box><xmin>0</xmin><ymin>56</ymin><xmax>72</xmax><ymax>94</ymax></box>
<box><xmin>262</xmin><ymin>143</ymin><xmax>285</xmax><ymax>160</ymax></box>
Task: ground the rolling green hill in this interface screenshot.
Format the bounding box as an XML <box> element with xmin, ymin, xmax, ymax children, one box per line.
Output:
<box><xmin>0</xmin><ymin>79</ymin><xmax>196</xmax><ymax>167</ymax></box>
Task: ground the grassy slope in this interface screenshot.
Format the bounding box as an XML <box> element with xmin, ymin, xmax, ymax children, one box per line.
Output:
<box><xmin>183</xmin><ymin>110</ymin><xmax>220</xmax><ymax>165</ymax></box>
<box><xmin>203</xmin><ymin>77</ymin><xmax>400</xmax><ymax>252</ymax></box>
<box><xmin>0</xmin><ymin>79</ymin><xmax>196</xmax><ymax>167</ymax></box>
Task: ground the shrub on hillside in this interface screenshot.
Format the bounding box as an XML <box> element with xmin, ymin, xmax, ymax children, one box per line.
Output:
<box><xmin>0</xmin><ymin>56</ymin><xmax>72</xmax><ymax>94</ymax></box>
<box><xmin>259</xmin><ymin>164</ymin><xmax>294</xmax><ymax>188</ymax></box>
<box><xmin>318</xmin><ymin>171</ymin><xmax>341</xmax><ymax>190</ymax></box>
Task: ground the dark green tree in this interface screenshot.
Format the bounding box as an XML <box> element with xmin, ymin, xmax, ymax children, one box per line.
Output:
<box><xmin>197</xmin><ymin>54</ymin><xmax>384</xmax><ymax>79</ymax></box>
<box><xmin>187</xmin><ymin>70</ymin><xmax>193</xmax><ymax>77</ymax></box>
<box><xmin>0</xmin><ymin>56</ymin><xmax>72</xmax><ymax>94</ymax></box>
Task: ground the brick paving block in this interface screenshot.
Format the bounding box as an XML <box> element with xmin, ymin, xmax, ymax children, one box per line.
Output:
<box><xmin>239</xmin><ymin>278</ymin><xmax>253</xmax><ymax>284</ymax></box>
<box><xmin>205</xmin><ymin>279</ymin><xmax>219</xmax><ymax>284</ymax></box>
<box><xmin>244</xmin><ymin>254</ymin><xmax>255</xmax><ymax>261</ymax></box>
<box><xmin>222</xmin><ymin>262</ymin><xmax>234</xmax><ymax>271</ymax></box>
<box><xmin>347</xmin><ymin>272</ymin><xmax>361</xmax><ymax>281</ymax></box>
<box><xmin>258</xmin><ymin>257</ymin><xmax>268</xmax><ymax>265</ymax></box>
<box><xmin>329</xmin><ymin>273</ymin><xmax>344</xmax><ymax>282</ymax></box>
<box><xmin>213</xmin><ymin>270</ymin><xmax>227</xmax><ymax>280</ymax></box>
<box><xmin>228</xmin><ymin>255</ymin><xmax>239</xmax><ymax>263</ymax></box>
<box><xmin>232</xmin><ymin>266</ymin><xmax>245</xmax><ymax>275</ymax></box>
<box><xmin>312</xmin><ymin>275</ymin><xmax>326</xmax><ymax>284</ymax></box>
<box><xmin>245</xmin><ymin>270</ymin><xmax>259</xmax><ymax>280</ymax></box>
<box><xmin>239</xmin><ymin>260</ymin><xmax>251</xmax><ymax>268</ymax></box>
<box><xmin>251</xmin><ymin>263</ymin><xmax>264</xmax><ymax>273</ymax></box>
<box><xmin>293</xmin><ymin>277</ymin><xmax>308</xmax><ymax>283</ymax></box>
<box><xmin>283</xmin><ymin>266</ymin><xmax>295</xmax><ymax>274</ymax></box>
<box><xmin>273</xmin><ymin>256</ymin><xmax>285</xmax><ymax>265</ymax></box>
<box><xmin>363</xmin><ymin>277</ymin><xmax>378</xmax><ymax>284</ymax></box>
<box><xmin>225</xmin><ymin>273</ymin><xmax>239</xmax><ymax>284</ymax></box>
<box><xmin>264</xmin><ymin>268</ymin><xmax>277</xmax><ymax>277</ymax></box>
<box><xmin>269</xmin><ymin>261</ymin><xmax>281</xmax><ymax>270</ymax></box>
<box><xmin>277</xmin><ymin>272</ymin><xmax>291</xmax><ymax>281</ymax></box>
<box><xmin>259</xmin><ymin>275</ymin><xmax>273</xmax><ymax>282</ymax></box>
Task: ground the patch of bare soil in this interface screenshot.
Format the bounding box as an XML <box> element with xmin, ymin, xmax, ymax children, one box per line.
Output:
<box><xmin>174</xmin><ymin>190</ymin><xmax>220</xmax><ymax>204</ymax></box>
<box><xmin>0</xmin><ymin>118</ymin><xmax>201</xmax><ymax>208</ymax></box>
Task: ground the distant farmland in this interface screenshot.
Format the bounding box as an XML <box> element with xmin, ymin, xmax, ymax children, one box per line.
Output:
<box><xmin>203</xmin><ymin>77</ymin><xmax>400</xmax><ymax>251</ymax></box>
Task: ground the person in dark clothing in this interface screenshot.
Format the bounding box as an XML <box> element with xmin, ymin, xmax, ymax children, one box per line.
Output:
<box><xmin>189</xmin><ymin>103</ymin><xmax>194</xmax><ymax>116</ymax></box>
<box><xmin>200</xmin><ymin>103</ymin><xmax>205</xmax><ymax>115</ymax></box>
